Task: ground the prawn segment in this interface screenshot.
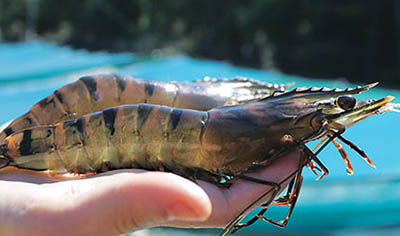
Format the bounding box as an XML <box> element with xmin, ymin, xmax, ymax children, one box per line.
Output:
<box><xmin>0</xmin><ymin>104</ymin><xmax>212</xmax><ymax>178</ymax></box>
<box><xmin>331</xmin><ymin>139</ymin><xmax>354</xmax><ymax>175</ymax></box>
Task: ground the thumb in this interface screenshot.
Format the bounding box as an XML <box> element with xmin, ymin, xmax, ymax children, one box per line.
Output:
<box><xmin>43</xmin><ymin>170</ymin><xmax>212</xmax><ymax>235</ymax></box>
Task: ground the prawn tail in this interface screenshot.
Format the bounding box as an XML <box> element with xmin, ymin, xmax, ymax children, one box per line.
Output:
<box><xmin>0</xmin><ymin>144</ymin><xmax>11</xmax><ymax>169</ymax></box>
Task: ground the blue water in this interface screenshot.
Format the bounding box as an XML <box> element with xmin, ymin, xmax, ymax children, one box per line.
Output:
<box><xmin>1</xmin><ymin>41</ymin><xmax>399</xmax><ymax>235</ymax></box>
<box><xmin>0</xmin><ymin>40</ymin><xmax>136</xmax><ymax>83</ymax></box>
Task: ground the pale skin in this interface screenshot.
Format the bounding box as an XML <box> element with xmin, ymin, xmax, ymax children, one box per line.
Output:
<box><xmin>0</xmin><ymin>122</ymin><xmax>300</xmax><ymax>236</ymax></box>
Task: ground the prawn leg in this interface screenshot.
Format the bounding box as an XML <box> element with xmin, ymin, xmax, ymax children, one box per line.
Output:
<box><xmin>253</xmin><ymin>174</ymin><xmax>303</xmax><ymax>228</ymax></box>
<box><xmin>224</xmin><ymin>135</ymin><xmax>330</xmax><ymax>235</ymax></box>
<box><xmin>337</xmin><ymin>134</ymin><xmax>376</xmax><ymax>168</ymax></box>
<box><xmin>229</xmin><ymin>187</ymin><xmax>281</xmax><ymax>233</ymax></box>
<box><xmin>221</xmin><ymin>167</ymin><xmax>299</xmax><ymax>235</ymax></box>
<box><xmin>331</xmin><ymin>139</ymin><xmax>354</xmax><ymax>175</ymax></box>
<box><xmin>271</xmin><ymin>177</ymin><xmax>296</xmax><ymax>206</ymax></box>
<box><xmin>230</xmin><ymin>150</ymin><xmax>306</xmax><ymax>234</ymax></box>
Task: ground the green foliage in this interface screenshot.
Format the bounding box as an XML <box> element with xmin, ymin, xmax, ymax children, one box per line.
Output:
<box><xmin>0</xmin><ymin>0</ymin><xmax>26</xmax><ymax>40</ymax></box>
<box><xmin>0</xmin><ymin>0</ymin><xmax>399</xmax><ymax>86</ymax></box>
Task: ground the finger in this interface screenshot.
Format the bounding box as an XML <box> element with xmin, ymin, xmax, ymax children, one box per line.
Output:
<box><xmin>1</xmin><ymin>171</ymin><xmax>212</xmax><ymax>236</ymax></box>
<box><xmin>169</xmin><ymin>151</ymin><xmax>301</xmax><ymax>227</ymax></box>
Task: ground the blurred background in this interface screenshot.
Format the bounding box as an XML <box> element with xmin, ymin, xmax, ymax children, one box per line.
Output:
<box><xmin>0</xmin><ymin>1</ymin><xmax>400</xmax><ymax>236</ymax></box>
<box><xmin>1</xmin><ymin>0</ymin><xmax>400</xmax><ymax>87</ymax></box>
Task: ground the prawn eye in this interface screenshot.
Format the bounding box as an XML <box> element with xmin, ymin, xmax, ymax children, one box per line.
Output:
<box><xmin>336</xmin><ymin>95</ymin><xmax>356</xmax><ymax>111</ymax></box>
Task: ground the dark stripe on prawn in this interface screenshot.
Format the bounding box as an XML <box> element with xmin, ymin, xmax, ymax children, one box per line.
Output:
<box><xmin>38</xmin><ymin>97</ymin><xmax>56</xmax><ymax>108</ymax></box>
<box><xmin>80</xmin><ymin>76</ymin><xmax>98</xmax><ymax>101</ymax></box>
<box><xmin>144</xmin><ymin>81</ymin><xmax>155</xmax><ymax>97</ymax></box>
<box><xmin>103</xmin><ymin>107</ymin><xmax>117</xmax><ymax>136</ymax></box>
<box><xmin>114</xmin><ymin>74</ymin><xmax>127</xmax><ymax>92</ymax></box>
<box><xmin>21</xmin><ymin>117</ymin><xmax>34</xmax><ymax>127</ymax></box>
<box><xmin>137</xmin><ymin>104</ymin><xmax>154</xmax><ymax>128</ymax></box>
<box><xmin>4</xmin><ymin>127</ymin><xmax>14</xmax><ymax>136</ymax></box>
<box><xmin>19</xmin><ymin>129</ymin><xmax>33</xmax><ymax>155</ymax></box>
<box><xmin>63</xmin><ymin>117</ymin><xmax>85</xmax><ymax>134</ymax></box>
<box><xmin>169</xmin><ymin>109</ymin><xmax>183</xmax><ymax>130</ymax></box>
<box><xmin>54</xmin><ymin>90</ymin><xmax>65</xmax><ymax>104</ymax></box>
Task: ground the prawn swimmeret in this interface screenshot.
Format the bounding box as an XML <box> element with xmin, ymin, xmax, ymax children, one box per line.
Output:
<box><xmin>0</xmin><ymin>74</ymin><xmax>398</xmax><ymax>235</ymax></box>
